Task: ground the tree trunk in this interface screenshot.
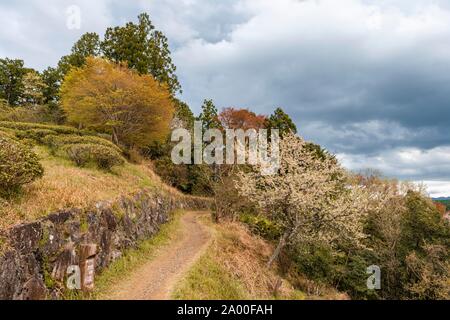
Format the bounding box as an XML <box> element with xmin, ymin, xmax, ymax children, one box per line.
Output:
<box><xmin>213</xmin><ymin>196</ymin><xmax>220</xmax><ymax>223</ymax></box>
<box><xmin>267</xmin><ymin>232</ymin><xmax>289</xmax><ymax>268</ymax></box>
<box><xmin>112</xmin><ymin>127</ymin><xmax>119</xmax><ymax>146</ymax></box>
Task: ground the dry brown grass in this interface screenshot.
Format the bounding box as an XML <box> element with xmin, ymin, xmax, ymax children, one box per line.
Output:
<box><xmin>174</xmin><ymin>216</ymin><xmax>348</xmax><ymax>300</ymax></box>
<box><xmin>0</xmin><ymin>146</ymin><xmax>180</xmax><ymax>229</ymax></box>
<box><xmin>212</xmin><ymin>221</ymin><xmax>300</xmax><ymax>299</ymax></box>
<box><xmin>283</xmin><ymin>268</ymin><xmax>349</xmax><ymax>300</ymax></box>
<box><xmin>174</xmin><ymin>217</ymin><xmax>305</xmax><ymax>300</ymax></box>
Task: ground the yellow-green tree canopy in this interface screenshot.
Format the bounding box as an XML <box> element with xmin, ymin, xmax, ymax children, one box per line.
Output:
<box><xmin>60</xmin><ymin>57</ymin><xmax>174</xmax><ymax>148</ymax></box>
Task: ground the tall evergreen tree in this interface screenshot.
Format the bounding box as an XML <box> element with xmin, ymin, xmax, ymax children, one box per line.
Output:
<box><xmin>41</xmin><ymin>66</ymin><xmax>62</xmax><ymax>104</ymax></box>
<box><xmin>265</xmin><ymin>107</ymin><xmax>297</xmax><ymax>136</ymax></box>
<box><xmin>173</xmin><ymin>98</ymin><xmax>195</xmax><ymax>130</ymax></box>
<box><xmin>57</xmin><ymin>32</ymin><xmax>101</xmax><ymax>77</ymax></box>
<box><xmin>101</xmin><ymin>13</ymin><xmax>181</xmax><ymax>94</ymax></box>
<box><xmin>39</xmin><ymin>32</ymin><xmax>102</xmax><ymax>104</ymax></box>
<box><xmin>197</xmin><ymin>99</ymin><xmax>222</xmax><ymax>132</ymax></box>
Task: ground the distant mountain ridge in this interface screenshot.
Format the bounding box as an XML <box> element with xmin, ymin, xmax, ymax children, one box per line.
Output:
<box><xmin>433</xmin><ymin>197</ymin><xmax>450</xmax><ymax>201</ymax></box>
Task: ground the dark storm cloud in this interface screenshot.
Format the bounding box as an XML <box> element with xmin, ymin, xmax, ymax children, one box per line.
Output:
<box><xmin>138</xmin><ymin>0</ymin><xmax>251</xmax><ymax>48</ymax></box>
<box><xmin>171</xmin><ymin>0</ymin><xmax>450</xmax><ymax>157</ymax></box>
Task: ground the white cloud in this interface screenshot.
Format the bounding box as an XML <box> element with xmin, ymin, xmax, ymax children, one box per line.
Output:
<box><xmin>338</xmin><ymin>146</ymin><xmax>450</xmax><ymax>177</ymax></box>
<box><xmin>418</xmin><ymin>180</ymin><xmax>450</xmax><ymax>198</ymax></box>
<box><xmin>0</xmin><ymin>0</ymin><xmax>114</xmax><ymax>69</ymax></box>
<box><xmin>337</xmin><ymin>146</ymin><xmax>450</xmax><ymax>196</ymax></box>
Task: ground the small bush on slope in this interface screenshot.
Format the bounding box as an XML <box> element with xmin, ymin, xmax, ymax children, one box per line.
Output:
<box><xmin>62</xmin><ymin>143</ymin><xmax>91</xmax><ymax>167</ymax></box>
<box><xmin>63</xmin><ymin>144</ymin><xmax>125</xmax><ymax>170</ymax></box>
<box><xmin>0</xmin><ymin>135</ymin><xmax>44</xmax><ymax>197</ymax></box>
<box><xmin>90</xmin><ymin>145</ymin><xmax>125</xmax><ymax>170</ymax></box>
<box><xmin>0</xmin><ymin>121</ymin><xmax>92</xmax><ymax>135</ymax></box>
<box><xmin>240</xmin><ymin>213</ymin><xmax>281</xmax><ymax>241</ymax></box>
<box><xmin>43</xmin><ymin>134</ymin><xmax>121</xmax><ymax>153</ymax></box>
<box><xmin>15</xmin><ymin>129</ymin><xmax>57</xmax><ymax>143</ymax></box>
<box><xmin>0</xmin><ymin>127</ymin><xmax>18</xmax><ymax>140</ymax></box>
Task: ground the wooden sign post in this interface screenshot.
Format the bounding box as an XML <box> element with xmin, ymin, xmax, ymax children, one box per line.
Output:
<box><xmin>79</xmin><ymin>244</ymin><xmax>97</xmax><ymax>292</ymax></box>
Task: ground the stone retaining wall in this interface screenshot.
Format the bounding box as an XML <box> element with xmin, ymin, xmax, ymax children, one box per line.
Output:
<box><xmin>0</xmin><ymin>190</ymin><xmax>210</xmax><ymax>300</ymax></box>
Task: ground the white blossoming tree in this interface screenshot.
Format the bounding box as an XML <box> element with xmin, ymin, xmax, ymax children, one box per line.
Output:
<box><xmin>236</xmin><ymin>133</ymin><xmax>372</xmax><ymax>266</ymax></box>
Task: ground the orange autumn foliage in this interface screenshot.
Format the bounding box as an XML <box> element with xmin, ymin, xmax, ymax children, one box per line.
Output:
<box><xmin>434</xmin><ymin>202</ymin><xmax>447</xmax><ymax>216</ymax></box>
<box><xmin>219</xmin><ymin>107</ymin><xmax>266</xmax><ymax>130</ymax></box>
<box><xmin>60</xmin><ymin>57</ymin><xmax>174</xmax><ymax>148</ymax></box>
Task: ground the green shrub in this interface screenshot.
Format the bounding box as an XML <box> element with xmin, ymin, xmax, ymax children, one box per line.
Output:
<box><xmin>41</xmin><ymin>135</ymin><xmax>59</xmax><ymax>155</ymax></box>
<box><xmin>0</xmin><ymin>127</ymin><xmax>18</xmax><ymax>140</ymax></box>
<box><xmin>286</xmin><ymin>243</ymin><xmax>379</xmax><ymax>299</ymax></box>
<box><xmin>240</xmin><ymin>214</ymin><xmax>281</xmax><ymax>241</ymax></box>
<box><xmin>63</xmin><ymin>143</ymin><xmax>124</xmax><ymax>170</ymax></box>
<box><xmin>0</xmin><ymin>121</ymin><xmax>94</xmax><ymax>136</ymax></box>
<box><xmin>62</xmin><ymin>144</ymin><xmax>91</xmax><ymax>167</ymax></box>
<box><xmin>91</xmin><ymin>145</ymin><xmax>125</xmax><ymax>170</ymax></box>
<box><xmin>15</xmin><ymin>129</ymin><xmax>57</xmax><ymax>143</ymax></box>
<box><xmin>153</xmin><ymin>157</ymin><xmax>215</xmax><ymax>196</ymax></box>
<box><xmin>0</xmin><ymin>136</ymin><xmax>44</xmax><ymax>196</ymax></box>
<box><xmin>19</xmin><ymin>138</ymin><xmax>36</xmax><ymax>148</ymax></box>
<box><xmin>288</xmin><ymin>244</ymin><xmax>335</xmax><ymax>282</ymax></box>
<box><xmin>43</xmin><ymin>135</ymin><xmax>121</xmax><ymax>153</ymax></box>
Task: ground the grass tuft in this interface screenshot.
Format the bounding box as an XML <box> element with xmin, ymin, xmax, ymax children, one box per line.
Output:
<box><xmin>172</xmin><ymin>245</ymin><xmax>248</xmax><ymax>300</ymax></box>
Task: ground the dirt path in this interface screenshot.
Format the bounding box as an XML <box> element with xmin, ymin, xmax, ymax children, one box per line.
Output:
<box><xmin>103</xmin><ymin>211</ymin><xmax>212</xmax><ymax>300</ymax></box>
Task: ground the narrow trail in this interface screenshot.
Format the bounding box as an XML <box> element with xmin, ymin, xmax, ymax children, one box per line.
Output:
<box><xmin>103</xmin><ymin>211</ymin><xmax>212</xmax><ymax>300</ymax></box>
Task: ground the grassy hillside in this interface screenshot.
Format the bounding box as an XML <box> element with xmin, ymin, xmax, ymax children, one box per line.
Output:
<box><xmin>0</xmin><ymin>121</ymin><xmax>177</xmax><ymax>229</ymax></box>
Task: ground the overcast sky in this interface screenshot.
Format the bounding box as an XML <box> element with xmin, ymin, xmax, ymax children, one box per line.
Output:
<box><xmin>1</xmin><ymin>0</ymin><xmax>449</xmax><ymax>197</ymax></box>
